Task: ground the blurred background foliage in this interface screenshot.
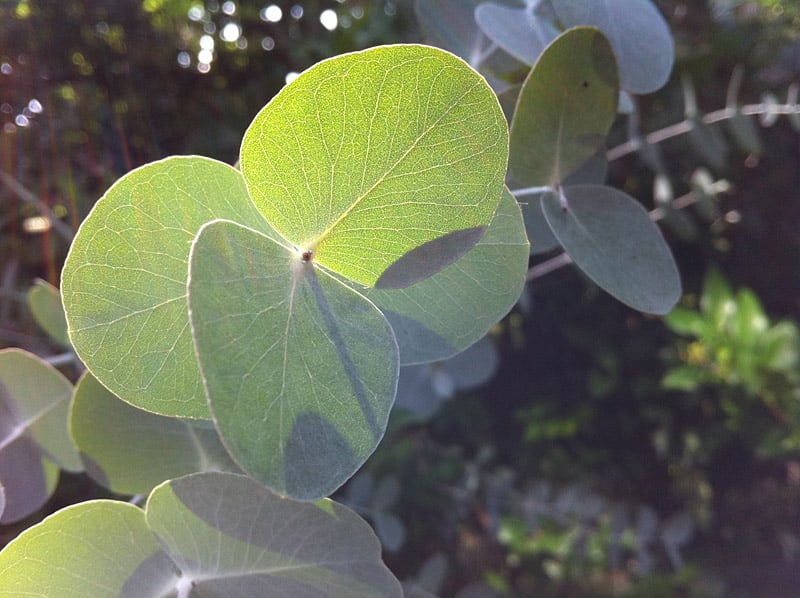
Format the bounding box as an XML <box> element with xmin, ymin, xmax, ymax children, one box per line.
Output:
<box><xmin>2</xmin><ymin>0</ymin><xmax>800</xmax><ymax>596</ymax></box>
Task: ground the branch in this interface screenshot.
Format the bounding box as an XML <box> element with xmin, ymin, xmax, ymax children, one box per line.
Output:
<box><xmin>0</xmin><ymin>170</ymin><xmax>74</xmax><ymax>242</ymax></box>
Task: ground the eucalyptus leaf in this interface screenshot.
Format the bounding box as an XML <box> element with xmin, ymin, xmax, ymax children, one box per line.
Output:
<box><xmin>188</xmin><ymin>220</ymin><xmax>398</xmax><ymax>500</ymax></box>
<box><xmin>70</xmin><ymin>372</ymin><xmax>238</xmax><ymax>495</ymax></box>
<box><xmin>146</xmin><ymin>472</ymin><xmax>403</xmax><ymax>596</ymax></box>
<box><xmin>542</xmin><ymin>185</ymin><xmax>681</xmax><ymax>314</ymax></box>
<box><xmin>0</xmin><ymin>500</ymin><xmax>176</xmax><ymax>597</ymax></box>
<box><xmin>0</xmin><ymin>472</ymin><xmax>402</xmax><ymax>596</ymax></box>
<box><xmin>414</xmin><ymin>0</ymin><xmax>484</xmax><ymax>64</ymax></box>
<box><xmin>510</xmin><ymin>27</ymin><xmax>619</xmax><ymax>187</ymax></box>
<box><xmin>365</xmin><ymin>187</ymin><xmax>528</xmax><ymax>364</ymax></box>
<box><xmin>27</xmin><ymin>279</ymin><xmax>70</xmax><ymax>347</ymax></box>
<box><xmin>0</xmin><ymin>349</ymin><xmax>81</xmax><ymax>472</ymax></box>
<box><xmin>240</xmin><ymin>44</ymin><xmax>508</xmax><ymax>288</ymax></box>
<box><xmin>688</xmin><ymin>118</ymin><xmax>729</xmax><ymax>172</ymax></box>
<box><xmin>550</xmin><ymin>0</ymin><xmax>674</xmax><ymax>94</ymax></box>
<box><xmin>62</xmin><ymin>156</ymin><xmax>275</xmax><ymax>419</ymax></box>
<box><xmin>474</xmin><ymin>2</ymin><xmax>560</xmax><ymax>66</ymax></box>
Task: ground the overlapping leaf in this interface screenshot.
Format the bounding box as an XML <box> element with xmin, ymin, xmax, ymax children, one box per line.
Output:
<box><xmin>474</xmin><ymin>2</ymin><xmax>560</xmax><ymax>66</ymax></box>
<box><xmin>70</xmin><ymin>372</ymin><xmax>238</xmax><ymax>495</ymax></box>
<box><xmin>0</xmin><ymin>472</ymin><xmax>402</xmax><ymax>596</ymax></box>
<box><xmin>550</xmin><ymin>0</ymin><xmax>674</xmax><ymax>94</ymax></box>
<box><xmin>510</xmin><ymin>27</ymin><xmax>618</xmax><ymax>188</ymax></box>
<box><xmin>364</xmin><ymin>187</ymin><xmax>528</xmax><ymax>364</ymax></box>
<box><xmin>61</xmin><ymin>157</ymin><xmax>275</xmax><ymax>419</ymax></box>
<box><xmin>188</xmin><ymin>221</ymin><xmax>399</xmax><ymax>499</ymax></box>
<box><xmin>240</xmin><ymin>44</ymin><xmax>508</xmax><ymax>288</ymax></box>
<box><xmin>0</xmin><ymin>349</ymin><xmax>80</xmax><ymax>523</ymax></box>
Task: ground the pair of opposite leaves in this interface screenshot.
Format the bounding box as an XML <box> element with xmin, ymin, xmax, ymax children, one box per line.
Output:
<box><xmin>61</xmin><ymin>44</ymin><xmax>528</xmax><ymax>500</ymax></box>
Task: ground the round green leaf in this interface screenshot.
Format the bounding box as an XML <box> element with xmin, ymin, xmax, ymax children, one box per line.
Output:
<box><xmin>0</xmin><ymin>500</ymin><xmax>176</xmax><ymax>597</ymax></box>
<box><xmin>0</xmin><ymin>349</ymin><xmax>81</xmax><ymax>473</ymax></box>
<box><xmin>510</xmin><ymin>27</ymin><xmax>618</xmax><ymax>188</ymax></box>
<box><xmin>240</xmin><ymin>44</ymin><xmax>509</xmax><ymax>288</ymax></box>
<box><xmin>550</xmin><ymin>0</ymin><xmax>674</xmax><ymax>94</ymax></box>
<box><xmin>542</xmin><ymin>185</ymin><xmax>681</xmax><ymax>314</ymax></box>
<box><xmin>61</xmin><ymin>156</ymin><xmax>274</xmax><ymax>418</ymax></box>
<box><xmin>188</xmin><ymin>220</ymin><xmax>399</xmax><ymax>499</ymax></box>
<box><xmin>27</xmin><ymin>279</ymin><xmax>70</xmax><ymax>347</ymax></box>
<box><xmin>146</xmin><ymin>472</ymin><xmax>403</xmax><ymax>596</ymax></box>
<box><xmin>70</xmin><ymin>372</ymin><xmax>239</xmax><ymax>496</ymax></box>
<box><xmin>365</xmin><ymin>187</ymin><xmax>528</xmax><ymax>364</ymax></box>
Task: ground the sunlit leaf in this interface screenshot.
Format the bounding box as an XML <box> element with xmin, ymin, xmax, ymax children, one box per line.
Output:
<box><xmin>550</xmin><ymin>0</ymin><xmax>674</xmax><ymax>94</ymax></box>
<box><xmin>240</xmin><ymin>44</ymin><xmax>508</xmax><ymax>288</ymax></box>
<box><xmin>510</xmin><ymin>27</ymin><xmax>618</xmax><ymax>187</ymax></box>
<box><xmin>27</xmin><ymin>279</ymin><xmax>70</xmax><ymax>348</ymax></box>
<box><xmin>62</xmin><ymin>156</ymin><xmax>275</xmax><ymax>419</ymax></box>
<box><xmin>542</xmin><ymin>185</ymin><xmax>681</xmax><ymax>314</ymax></box>
<box><xmin>0</xmin><ymin>500</ymin><xmax>176</xmax><ymax>597</ymax></box>
<box><xmin>0</xmin><ymin>472</ymin><xmax>401</xmax><ymax>596</ymax></box>
<box><xmin>70</xmin><ymin>372</ymin><xmax>239</xmax><ymax>495</ymax></box>
<box><xmin>188</xmin><ymin>220</ymin><xmax>398</xmax><ymax>499</ymax></box>
<box><xmin>365</xmin><ymin>187</ymin><xmax>527</xmax><ymax>364</ymax></box>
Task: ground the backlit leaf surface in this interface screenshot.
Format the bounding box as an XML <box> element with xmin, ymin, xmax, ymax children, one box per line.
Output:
<box><xmin>188</xmin><ymin>220</ymin><xmax>398</xmax><ymax>499</ymax></box>
<box><xmin>61</xmin><ymin>156</ymin><xmax>274</xmax><ymax>419</ymax></box>
<box><xmin>147</xmin><ymin>472</ymin><xmax>402</xmax><ymax>596</ymax></box>
<box><xmin>542</xmin><ymin>185</ymin><xmax>681</xmax><ymax>314</ymax></box>
<box><xmin>550</xmin><ymin>0</ymin><xmax>674</xmax><ymax>94</ymax></box>
<box><xmin>510</xmin><ymin>27</ymin><xmax>618</xmax><ymax>187</ymax></box>
<box><xmin>71</xmin><ymin>372</ymin><xmax>238</xmax><ymax>495</ymax></box>
<box><xmin>240</xmin><ymin>44</ymin><xmax>508</xmax><ymax>287</ymax></box>
<box><xmin>0</xmin><ymin>473</ymin><xmax>401</xmax><ymax>596</ymax></box>
<box><xmin>0</xmin><ymin>501</ymin><xmax>176</xmax><ymax>597</ymax></box>
<box><xmin>365</xmin><ymin>187</ymin><xmax>528</xmax><ymax>364</ymax></box>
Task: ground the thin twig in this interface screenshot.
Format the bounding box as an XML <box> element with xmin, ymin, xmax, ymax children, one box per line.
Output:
<box><xmin>0</xmin><ymin>170</ymin><xmax>74</xmax><ymax>242</ymax></box>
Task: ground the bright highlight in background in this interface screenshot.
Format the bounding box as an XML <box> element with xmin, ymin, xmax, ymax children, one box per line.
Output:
<box><xmin>320</xmin><ymin>9</ymin><xmax>338</xmax><ymax>31</ymax></box>
<box><xmin>261</xmin><ymin>4</ymin><xmax>282</xmax><ymax>22</ymax></box>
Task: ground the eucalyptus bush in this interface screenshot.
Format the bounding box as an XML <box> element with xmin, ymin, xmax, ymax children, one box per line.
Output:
<box><xmin>1</xmin><ymin>0</ymin><xmax>797</xmax><ymax>595</ymax></box>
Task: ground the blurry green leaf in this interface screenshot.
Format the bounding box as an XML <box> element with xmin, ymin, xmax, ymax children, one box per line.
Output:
<box><xmin>474</xmin><ymin>2</ymin><xmax>559</xmax><ymax>66</ymax></box>
<box><xmin>188</xmin><ymin>220</ymin><xmax>398</xmax><ymax>500</ymax></box>
<box><xmin>662</xmin><ymin>366</ymin><xmax>705</xmax><ymax>391</ymax></box>
<box><xmin>664</xmin><ymin>307</ymin><xmax>706</xmax><ymax>337</ymax></box>
<box><xmin>241</xmin><ymin>44</ymin><xmax>508</xmax><ymax>288</ymax></box>
<box><xmin>733</xmin><ymin>289</ymin><xmax>769</xmax><ymax>346</ymax></box>
<box><xmin>762</xmin><ymin>322</ymin><xmax>800</xmax><ymax>372</ymax></box>
<box><xmin>550</xmin><ymin>0</ymin><xmax>674</xmax><ymax>94</ymax></box>
<box><xmin>365</xmin><ymin>187</ymin><xmax>528</xmax><ymax>364</ymax></box>
<box><xmin>542</xmin><ymin>185</ymin><xmax>681</xmax><ymax>314</ymax></box>
<box><xmin>688</xmin><ymin>119</ymin><xmax>729</xmax><ymax>172</ymax></box>
<box><xmin>62</xmin><ymin>157</ymin><xmax>275</xmax><ymax>419</ymax></box>
<box><xmin>727</xmin><ymin>112</ymin><xmax>764</xmax><ymax>156</ymax></box>
<box><xmin>374</xmin><ymin>511</ymin><xmax>406</xmax><ymax>552</ymax></box>
<box><xmin>70</xmin><ymin>372</ymin><xmax>239</xmax><ymax>496</ymax></box>
<box><xmin>510</xmin><ymin>27</ymin><xmax>619</xmax><ymax>187</ymax></box>
<box><xmin>146</xmin><ymin>472</ymin><xmax>402</xmax><ymax>596</ymax></box>
<box><xmin>27</xmin><ymin>279</ymin><xmax>70</xmax><ymax>347</ymax></box>
<box><xmin>0</xmin><ymin>500</ymin><xmax>176</xmax><ymax>597</ymax></box>
<box><xmin>701</xmin><ymin>268</ymin><xmax>735</xmax><ymax>327</ymax></box>
<box><xmin>0</xmin><ymin>349</ymin><xmax>81</xmax><ymax>473</ymax></box>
